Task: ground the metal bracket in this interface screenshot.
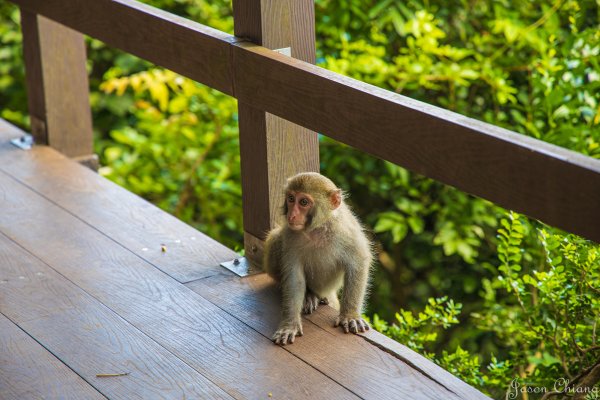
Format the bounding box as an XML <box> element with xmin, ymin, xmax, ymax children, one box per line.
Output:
<box><xmin>220</xmin><ymin>257</ymin><xmax>253</xmax><ymax>277</ymax></box>
<box><xmin>11</xmin><ymin>134</ymin><xmax>34</xmax><ymax>150</ymax></box>
<box><xmin>72</xmin><ymin>153</ymin><xmax>100</xmax><ymax>172</ymax></box>
<box><xmin>274</xmin><ymin>47</ymin><xmax>291</xmax><ymax>56</ymax></box>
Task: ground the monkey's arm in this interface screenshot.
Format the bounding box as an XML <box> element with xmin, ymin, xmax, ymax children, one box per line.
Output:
<box><xmin>272</xmin><ymin>262</ymin><xmax>305</xmax><ymax>345</ymax></box>
<box><xmin>336</xmin><ymin>257</ymin><xmax>371</xmax><ymax>334</ymax></box>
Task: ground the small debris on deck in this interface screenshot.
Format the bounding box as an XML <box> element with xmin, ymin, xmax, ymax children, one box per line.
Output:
<box><xmin>96</xmin><ymin>373</ymin><xmax>130</xmax><ymax>378</ymax></box>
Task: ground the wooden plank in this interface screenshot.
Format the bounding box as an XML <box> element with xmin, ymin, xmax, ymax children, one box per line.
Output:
<box><xmin>0</xmin><ymin>118</ymin><xmax>25</xmax><ymax>139</ymax></box>
<box><xmin>0</xmin><ymin>313</ymin><xmax>105</xmax><ymax>400</ymax></box>
<box><xmin>231</xmin><ymin>43</ymin><xmax>600</xmax><ymax>243</ymax></box>
<box><xmin>0</xmin><ymin>171</ymin><xmax>358</xmax><ymax>400</ymax></box>
<box><xmin>14</xmin><ymin>0</ymin><xmax>234</xmax><ymax>96</ymax></box>
<box><xmin>0</xmin><ymin>234</ymin><xmax>231</xmax><ymax>399</ymax></box>
<box><xmin>21</xmin><ymin>10</ymin><xmax>93</xmax><ymax>157</ymax></box>
<box><xmin>233</xmin><ymin>0</ymin><xmax>319</xmax><ymax>260</ymax></box>
<box><xmin>0</xmin><ymin>120</ymin><xmax>485</xmax><ymax>399</ymax></box>
<box><xmin>0</xmin><ymin>120</ymin><xmax>237</xmax><ymax>283</ymax></box>
<box><xmin>186</xmin><ymin>273</ymin><xmax>486</xmax><ymax>400</ymax></box>
<box><xmin>305</xmin><ymin>296</ymin><xmax>491</xmax><ymax>400</ymax></box>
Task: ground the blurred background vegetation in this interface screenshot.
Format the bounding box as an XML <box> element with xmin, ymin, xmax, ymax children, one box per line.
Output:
<box><xmin>1</xmin><ymin>0</ymin><xmax>599</xmax><ymax>397</ymax></box>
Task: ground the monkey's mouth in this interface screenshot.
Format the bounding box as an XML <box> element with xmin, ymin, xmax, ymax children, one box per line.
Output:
<box><xmin>288</xmin><ymin>223</ymin><xmax>305</xmax><ymax>231</ymax></box>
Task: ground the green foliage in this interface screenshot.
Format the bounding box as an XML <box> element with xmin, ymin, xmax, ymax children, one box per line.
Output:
<box><xmin>316</xmin><ymin>1</ymin><xmax>600</xmax><ymax>395</ymax></box>
<box><xmin>372</xmin><ymin>213</ymin><xmax>600</xmax><ymax>396</ymax></box>
<box><xmin>472</xmin><ymin>214</ymin><xmax>600</xmax><ymax>394</ymax></box>
<box><xmin>369</xmin><ymin>296</ymin><xmax>462</xmax><ymax>357</ymax></box>
<box><xmin>0</xmin><ymin>4</ymin><xmax>27</xmax><ymax>126</ymax></box>
<box><xmin>316</xmin><ymin>2</ymin><xmax>600</xmax><ymax>395</ymax></box>
<box><xmin>98</xmin><ymin>69</ymin><xmax>242</xmax><ymax>249</ymax></box>
<box><xmin>141</xmin><ymin>0</ymin><xmax>233</xmax><ymax>33</ymax></box>
<box><xmin>317</xmin><ymin>0</ymin><xmax>597</xmax><ymax>328</ymax></box>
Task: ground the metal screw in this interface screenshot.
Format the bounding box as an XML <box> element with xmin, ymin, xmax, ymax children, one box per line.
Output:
<box><xmin>233</xmin><ymin>258</ymin><xmax>240</xmax><ymax>265</ymax></box>
<box><xmin>251</xmin><ymin>245</ymin><xmax>258</xmax><ymax>253</ymax></box>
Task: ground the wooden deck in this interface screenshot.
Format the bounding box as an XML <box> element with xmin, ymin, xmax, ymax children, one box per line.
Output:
<box><xmin>0</xmin><ymin>118</ymin><xmax>488</xmax><ymax>399</ymax></box>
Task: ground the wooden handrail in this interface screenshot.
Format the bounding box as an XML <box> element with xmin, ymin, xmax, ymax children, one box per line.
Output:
<box><xmin>232</xmin><ymin>43</ymin><xmax>600</xmax><ymax>242</ymax></box>
<box><xmin>14</xmin><ymin>0</ymin><xmax>235</xmax><ymax>94</ymax></box>
<box><xmin>11</xmin><ymin>0</ymin><xmax>600</xmax><ymax>243</ymax></box>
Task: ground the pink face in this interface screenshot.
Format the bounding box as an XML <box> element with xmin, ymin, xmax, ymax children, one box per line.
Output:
<box><xmin>286</xmin><ymin>191</ymin><xmax>314</xmax><ymax>231</ymax></box>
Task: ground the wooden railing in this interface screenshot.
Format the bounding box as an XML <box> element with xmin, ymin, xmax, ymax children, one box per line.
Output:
<box><xmin>10</xmin><ymin>0</ymin><xmax>600</xmax><ymax>265</ymax></box>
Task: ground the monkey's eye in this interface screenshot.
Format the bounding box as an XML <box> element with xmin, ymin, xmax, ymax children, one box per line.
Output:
<box><xmin>287</xmin><ymin>194</ymin><xmax>295</xmax><ymax>203</ymax></box>
<box><xmin>299</xmin><ymin>198</ymin><xmax>310</xmax><ymax>207</ymax></box>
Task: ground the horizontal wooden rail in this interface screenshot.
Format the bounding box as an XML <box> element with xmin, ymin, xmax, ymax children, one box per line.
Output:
<box><xmin>232</xmin><ymin>43</ymin><xmax>600</xmax><ymax>242</ymax></box>
<box><xmin>12</xmin><ymin>0</ymin><xmax>600</xmax><ymax>243</ymax></box>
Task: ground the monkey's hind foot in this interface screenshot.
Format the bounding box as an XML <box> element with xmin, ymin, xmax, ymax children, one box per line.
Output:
<box><xmin>334</xmin><ymin>315</ymin><xmax>370</xmax><ymax>334</ymax></box>
<box><xmin>303</xmin><ymin>291</ymin><xmax>328</xmax><ymax>314</ymax></box>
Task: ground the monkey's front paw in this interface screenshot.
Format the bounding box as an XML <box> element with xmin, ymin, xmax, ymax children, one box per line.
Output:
<box><xmin>334</xmin><ymin>315</ymin><xmax>370</xmax><ymax>334</ymax></box>
<box><xmin>272</xmin><ymin>322</ymin><xmax>303</xmax><ymax>345</ymax></box>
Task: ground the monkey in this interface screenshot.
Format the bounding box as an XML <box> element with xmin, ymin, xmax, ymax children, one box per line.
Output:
<box><xmin>264</xmin><ymin>172</ymin><xmax>372</xmax><ymax>345</ymax></box>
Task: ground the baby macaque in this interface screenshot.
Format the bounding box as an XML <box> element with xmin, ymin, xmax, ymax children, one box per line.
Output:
<box><xmin>264</xmin><ymin>172</ymin><xmax>372</xmax><ymax>345</ymax></box>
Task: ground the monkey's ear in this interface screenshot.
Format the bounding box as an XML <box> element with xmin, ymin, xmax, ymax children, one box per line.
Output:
<box><xmin>330</xmin><ymin>189</ymin><xmax>342</xmax><ymax>210</ymax></box>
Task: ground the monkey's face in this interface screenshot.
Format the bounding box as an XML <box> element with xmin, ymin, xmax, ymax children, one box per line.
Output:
<box><xmin>285</xmin><ymin>191</ymin><xmax>314</xmax><ymax>231</ymax></box>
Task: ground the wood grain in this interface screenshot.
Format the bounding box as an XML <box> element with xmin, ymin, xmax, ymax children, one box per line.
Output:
<box><xmin>0</xmin><ymin>171</ymin><xmax>357</xmax><ymax>399</ymax></box>
<box><xmin>304</xmin><ymin>297</ymin><xmax>491</xmax><ymax>400</ymax></box>
<box><xmin>0</xmin><ymin>118</ymin><xmax>24</xmax><ymax>139</ymax></box>
<box><xmin>260</xmin><ymin>0</ymin><xmax>291</xmax><ymax>50</ymax></box>
<box><xmin>15</xmin><ymin>0</ymin><xmax>234</xmax><ymax>95</ymax></box>
<box><xmin>186</xmin><ymin>273</ymin><xmax>486</xmax><ymax>400</ymax></box>
<box><xmin>237</xmin><ymin>103</ymin><xmax>270</xmax><ymax>239</ymax></box>
<box><xmin>19</xmin><ymin>9</ymin><xmax>45</xmax><ymax>142</ymax></box>
<box><xmin>21</xmin><ymin>10</ymin><xmax>93</xmax><ymax>157</ymax></box>
<box><xmin>0</xmin><ymin>234</ymin><xmax>231</xmax><ymax>400</ymax></box>
<box><xmin>0</xmin><ymin>118</ymin><xmax>486</xmax><ymax>398</ymax></box>
<box><xmin>0</xmin><ymin>313</ymin><xmax>105</xmax><ymax>400</ymax></box>
<box><xmin>232</xmin><ymin>0</ymin><xmax>261</xmax><ymax>40</ymax></box>
<box><xmin>290</xmin><ymin>0</ymin><xmax>316</xmax><ymax>63</ymax></box>
<box><xmin>231</xmin><ymin>43</ymin><xmax>600</xmax><ymax>243</ymax></box>
<box><xmin>234</xmin><ymin>0</ymin><xmax>319</xmax><ymax>254</ymax></box>
<box><xmin>0</xmin><ymin>121</ymin><xmax>237</xmax><ymax>283</ymax></box>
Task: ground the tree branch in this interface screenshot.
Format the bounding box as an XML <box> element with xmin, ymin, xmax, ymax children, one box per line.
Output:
<box><xmin>572</xmin><ymin>360</ymin><xmax>600</xmax><ymax>400</ymax></box>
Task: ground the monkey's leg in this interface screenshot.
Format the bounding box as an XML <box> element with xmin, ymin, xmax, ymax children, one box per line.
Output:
<box><xmin>272</xmin><ymin>265</ymin><xmax>305</xmax><ymax>345</ymax></box>
<box><xmin>324</xmin><ymin>292</ymin><xmax>339</xmax><ymax>310</ymax></box>
<box><xmin>302</xmin><ymin>290</ymin><xmax>320</xmax><ymax>314</ymax></box>
<box><xmin>264</xmin><ymin>229</ymin><xmax>283</xmax><ymax>281</ymax></box>
<box><xmin>335</xmin><ymin>263</ymin><xmax>370</xmax><ymax>334</ymax></box>
<box><xmin>305</xmin><ymin>292</ymin><xmax>339</xmax><ymax>312</ymax></box>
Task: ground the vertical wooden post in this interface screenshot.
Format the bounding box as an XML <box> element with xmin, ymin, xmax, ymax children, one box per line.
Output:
<box><xmin>20</xmin><ymin>9</ymin><xmax>94</xmax><ymax>161</ymax></box>
<box><xmin>233</xmin><ymin>0</ymin><xmax>319</xmax><ymax>267</ymax></box>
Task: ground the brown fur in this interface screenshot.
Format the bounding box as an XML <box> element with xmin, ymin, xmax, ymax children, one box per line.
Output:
<box><xmin>264</xmin><ymin>172</ymin><xmax>373</xmax><ymax>345</ymax></box>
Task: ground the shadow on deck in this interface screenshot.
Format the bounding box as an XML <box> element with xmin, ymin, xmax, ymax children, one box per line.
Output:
<box><xmin>0</xmin><ymin>119</ymin><xmax>488</xmax><ymax>399</ymax></box>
